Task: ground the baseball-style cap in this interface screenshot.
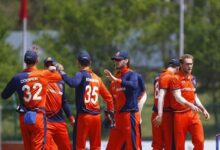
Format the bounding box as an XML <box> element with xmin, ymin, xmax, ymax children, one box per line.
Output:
<box><xmin>77</xmin><ymin>50</ymin><xmax>91</xmax><ymax>62</ymax></box>
<box><xmin>111</xmin><ymin>50</ymin><xmax>129</xmax><ymax>60</ymax></box>
<box><xmin>24</xmin><ymin>50</ymin><xmax>38</xmax><ymax>64</ymax></box>
<box><xmin>44</xmin><ymin>57</ymin><xmax>55</xmax><ymax>67</ymax></box>
<box><xmin>169</xmin><ymin>58</ymin><xmax>180</xmax><ymax>67</ymax></box>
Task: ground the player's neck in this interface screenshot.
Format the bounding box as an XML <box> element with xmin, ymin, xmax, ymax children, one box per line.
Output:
<box><xmin>80</xmin><ymin>66</ymin><xmax>90</xmax><ymax>70</ymax></box>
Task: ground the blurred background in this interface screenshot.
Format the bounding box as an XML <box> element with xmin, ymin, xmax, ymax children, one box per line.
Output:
<box><xmin>0</xmin><ymin>0</ymin><xmax>220</xmax><ymax>148</ymax></box>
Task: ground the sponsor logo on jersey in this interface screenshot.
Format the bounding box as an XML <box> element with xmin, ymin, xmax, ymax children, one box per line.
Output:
<box><xmin>86</xmin><ymin>78</ymin><xmax>99</xmax><ymax>83</ymax></box>
<box><xmin>20</xmin><ymin>77</ymin><xmax>38</xmax><ymax>83</ymax></box>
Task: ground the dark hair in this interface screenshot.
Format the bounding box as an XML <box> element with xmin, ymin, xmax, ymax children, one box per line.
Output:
<box><xmin>78</xmin><ymin>59</ymin><xmax>91</xmax><ymax>67</ymax></box>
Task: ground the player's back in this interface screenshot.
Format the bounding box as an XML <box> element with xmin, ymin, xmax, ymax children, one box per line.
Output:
<box><xmin>45</xmin><ymin>81</ymin><xmax>64</xmax><ymax>120</ymax></box>
<box><xmin>75</xmin><ymin>69</ymin><xmax>110</xmax><ymax>114</ymax></box>
<box><xmin>159</xmin><ymin>70</ymin><xmax>175</xmax><ymax>109</ymax></box>
<box><xmin>152</xmin><ymin>75</ymin><xmax>160</xmax><ymax>111</ymax></box>
<box><xmin>2</xmin><ymin>67</ymin><xmax>61</xmax><ymax>109</ymax></box>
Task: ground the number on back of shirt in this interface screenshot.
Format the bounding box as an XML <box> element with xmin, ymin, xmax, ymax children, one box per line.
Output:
<box><xmin>22</xmin><ymin>83</ymin><xmax>42</xmax><ymax>102</ymax></box>
<box><xmin>154</xmin><ymin>79</ymin><xmax>159</xmax><ymax>100</ymax></box>
<box><xmin>84</xmin><ymin>85</ymin><xmax>98</xmax><ymax>104</ymax></box>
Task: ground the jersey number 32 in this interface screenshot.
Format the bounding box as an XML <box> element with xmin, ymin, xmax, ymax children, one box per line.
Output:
<box><xmin>22</xmin><ymin>83</ymin><xmax>42</xmax><ymax>102</ymax></box>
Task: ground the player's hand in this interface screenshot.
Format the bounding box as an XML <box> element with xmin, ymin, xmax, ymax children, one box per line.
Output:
<box><xmin>103</xmin><ymin>110</ymin><xmax>115</xmax><ymax>128</ymax></box>
<box><xmin>153</xmin><ymin>114</ymin><xmax>162</xmax><ymax>127</ymax></box>
<box><xmin>55</xmin><ymin>63</ymin><xmax>64</xmax><ymax>71</ymax></box>
<box><xmin>187</xmin><ymin>102</ymin><xmax>201</xmax><ymax>112</ymax></box>
<box><xmin>104</xmin><ymin>69</ymin><xmax>117</xmax><ymax>82</ymax></box>
<box><xmin>202</xmin><ymin>109</ymin><xmax>210</xmax><ymax>120</ymax></box>
<box><xmin>70</xmin><ymin>120</ymin><xmax>75</xmax><ymax>128</ymax></box>
<box><xmin>55</xmin><ymin>63</ymin><xmax>66</xmax><ymax>75</ymax></box>
<box><xmin>69</xmin><ymin>116</ymin><xmax>75</xmax><ymax>128</ymax></box>
<box><xmin>48</xmin><ymin>66</ymin><xmax>57</xmax><ymax>72</ymax></box>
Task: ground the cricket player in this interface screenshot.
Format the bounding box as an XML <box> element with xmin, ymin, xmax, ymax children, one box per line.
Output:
<box><xmin>170</xmin><ymin>54</ymin><xmax>210</xmax><ymax>150</ymax></box>
<box><xmin>60</xmin><ymin>50</ymin><xmax>114</xmax><ymax>150</ymax></box>
<box><xmin>151</xmin><ymin>58</ymin><xmax>179</xmax><ymax>150</ymax></box>
<box><xmin>44</xmin><ymin>57</ymin><xmax>74</xmax><ymax>150</ymax></box>
<box><xmin>1</xmin><ymin>46</ymin><xmax>61</xmax><ymax>150</ymax></box>
<box><xmin>104</xmin><ymin>50</ymin><xmax>142</xmax><ymax>150</ymax></box>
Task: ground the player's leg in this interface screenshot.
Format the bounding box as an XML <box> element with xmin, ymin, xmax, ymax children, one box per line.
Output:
<box><xmin>106</xmin><ymin>113</ymin><xmax>125</xmax><ymax>150</ymax></box>
<box><xmin>53</xmin><ymin>122</ymin><xmax>71</xmax><ymax>150</ymax></box>
<box><xmin>106</xmin><ymin>127</ymin><xmax>124</xmax><ymax>150</ymax></box>
<box><xmin>151</xmin><ymin>112</ymin><xmax>163</xmax><ymax>150</ymax></box>
<box><xmin>124</xmin><ymin>112</ymin><xmax>141</xmax><ymax>150</ymax></box>
<box><xmin>30</xmin><ymin>113</ymin><xmax>47</xmax><ymax>150</ymax></box>
<box><xmin>189</xmin><ymin>113</ymin><xmax>204</xmax><ymax>150</ymax></box>
<box><xmin>45</xmin><ymin>122</ymin><xmax>58</xmax><ymax>150</ymax></box>
<box><xmin>174</xmin><ymin>112</ymin><xmax>188</xmax><ymax>150</ymax></box>
<box><xmin>134</xmin><ymin>112</ymin><xmax>142</xmax><ymax>150</ymax></box>
<box><xmin>163</xmin><ymin>112</ymin><xmax>175</xmax><ymax>150</ymax></box>
<box><xmin>19</xmin><ymin>114</ymin><xmax>31</xmax><ymax>150</ymax></box>
<box><xmin>74</xmin><ymin>114</ymin><xmax>89</xmax><ymax>150</ymax></box>
<box><xmin>88</xmin><ymin>114</ymin><xmax>101</xmax><ymax>150</ymax></box>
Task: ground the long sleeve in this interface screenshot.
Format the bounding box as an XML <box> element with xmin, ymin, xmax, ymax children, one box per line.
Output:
<box><xmin>121</xmin><ymin>72</ymin><xmax>138</xmax><ymax>89</ymax></box>
<box><xmin>1</xmin><ymin>77</ymin><xmax>17</xmax><ymax>99</ymax></box>
<box><xmin>62</xmin><ymin>72</ymin><xmax>83</xmax><ymax>88</ymax></box>
<box><xmin>62</xmin><ymin>84</ymin><xmax>73</xmax><ymax>118</ymax></box>
<box><xmin>99</xmin><ymin>80</ymin><xmax>114</xmax><ymax>111</ymax></box>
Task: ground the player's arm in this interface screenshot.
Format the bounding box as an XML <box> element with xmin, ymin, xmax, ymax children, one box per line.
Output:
<box><xmin>104</xmin><ymin>69</ymin><xmax>138</xmax><ymax>89</ymax></box>
<box><xmin>99</xmin><ymin>79</ymin><xmax>115</xmax><ymax>128</ymax></box>
<box><xmin>44</xmin><ymin>70</ymin><xmax>62</xmax><ymax>82</ymax></box>
<box><xmin>121</xmin><ymin>72</ymin><xmax>138</xmax><ymax>89</ymax></box>
<box><xmin>137</xmin><ymin>74</ymin><xmax>147</xmax><ymax>113</ymax></box>
<box><xmin>99</xmin><ymin>80</ymin><xmax>114</xmax><ymax>111</ymax></box>
<box><xmin>195</xmin><ymin>94</ymin><xmax>210</xmax><ymax>120</ymax></box>
<box><xmin>62</xmin><ymin>72</ymin><xmax>83</xmax><ymax>88</ymax></box>
<box><xmin>61</xmin><ymin>83</ymin><xmax>75</xmax><ymax>125</ymax></box>
<box><xmin>173</xmin><ymin>89</ymin><xmax>200</xmax><ymax>112</ymax></box>
<box><xmin>153</xmin><ymin>89</ymin><xmax>166</xmax><ymax>127</ymax></box>
<box><xmin>138</xmin><ymin>91</ymin><xmax>147</xmax><ymax>113</ymax></box>
<box><xmin>1</xmin><ymin>77</ymin><xmax>17</xmax><ymax>99</ymax></box>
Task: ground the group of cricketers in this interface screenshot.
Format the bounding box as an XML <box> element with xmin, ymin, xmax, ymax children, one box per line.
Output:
<box><xmin>1</xmin><ymin>45</ymin><xmax>210</xmax><ymax>150</ymax></box>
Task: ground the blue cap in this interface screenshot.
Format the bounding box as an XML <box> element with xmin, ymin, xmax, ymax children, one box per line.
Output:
<box><xmin>169</xmin><ymin>58</ymin><xmax>179</xmax><ymax>67</ymax></box>
<box><xmin>77</xmin><ymin>50</ymin><xmax>91</xmax><ymax>62</ymax></box>
<box><xmin>24</xmin><ymin>50</ymin><xmax>38</xmax><ymax>63</ymax></box>
<box><xmin>111</xmin><ymin>50</ymin><xmax>129</xmax><ymax>60</ymax></box>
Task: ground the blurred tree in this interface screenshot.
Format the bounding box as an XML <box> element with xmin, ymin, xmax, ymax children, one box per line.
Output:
<box><xmin>184</xmin><ymin>0</ymin><xmax>220</xmax><ymax>130</ymax></box>
<box><xmin>27</xmin><ymin>0</ymin><xmax>180</xmax><ymax>71</ymax></box>
<box><xmin>0</xmin><ymin>9</ymin><xmax>21</xmax><ymax>105</ymax></box>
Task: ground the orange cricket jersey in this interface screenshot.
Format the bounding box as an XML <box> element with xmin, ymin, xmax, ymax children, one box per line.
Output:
<box><xmin>159</xmin><ymin>69</ymin><xmax>176</xmax><ymax>109</ymax></box>
<box><xmin>170</xmin><ymin>71</ymin><xmax>196</xmax><ymax>111</ymax></box>
<box><xmin>83</xmin><ymin>69</ymin><xmax>114</xmax><ymax>112</ymax></box>
<box><xmin>22</xmin><ymin>67</ymin><xmax>62</xmax><ymax>109</ymax></box>
<box><xmin>152</xmin><ymin>69</ymin><xmax>174</xmax><ymax>112</ymax></box>
<box><xmin>45</xmin><ymin>82</ymin><xmax>63</xmax><ymax>117</ymax></box>
<box><xmin>109</xmin><ymin>67</ymin><xmax>139</xmax><ymax>112</ymax></box>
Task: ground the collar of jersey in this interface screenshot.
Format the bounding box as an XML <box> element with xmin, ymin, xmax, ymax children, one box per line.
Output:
<box><xmin>164</xmin><ymin>69</ymin><xmax>174</xmax><ymax>75</ymax></box>
<box><xmin>116</xmin><ymin>66</ymin><xmax>132</xmax><ymax>77</ymax></box>
<box><xmin>23</xmin><ymin>66</ymin><xmax>38</xmax><ymax>72</ymax></box>
<box><xmin>177</xmin><ymin>71</ymin><xmax>193</xmax><ymax>80</ymax></box>
<box><xmin>81</xmin><ymin>67</ymin><xmax>92</xmax><ymax>73</ymax></box>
